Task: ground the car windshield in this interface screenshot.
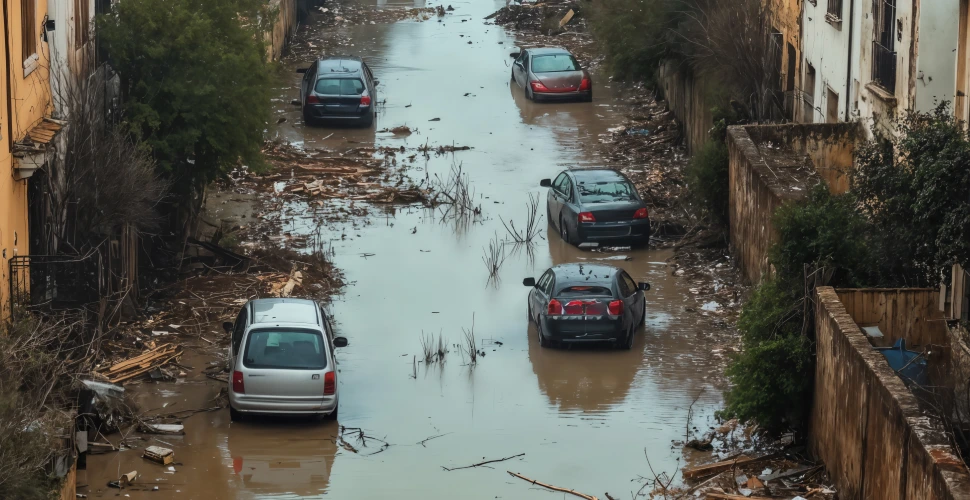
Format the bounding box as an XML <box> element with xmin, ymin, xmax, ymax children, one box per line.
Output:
<box><xmin>243</xmin><ymin>329</ymin><xmax>327</xmax><ymax>370</ymax></box>
<box><xmin>315</xmin><ymin>78</ymin><xmax>365</xmax><ymax>95</ymax></box>
<box><xmin>556</xmin><ymin>286</ymin><xmax>612</xmax><ymax>297</ymax></box>
<box><xmin>531</xmin><ymin>54</ymin><xmax>579</xmax><ymax>73</ymax></box>
<box><xmin>577</xmin><ymin>181</ymin><xmax>637</xmax><ymax>203</ymax></box>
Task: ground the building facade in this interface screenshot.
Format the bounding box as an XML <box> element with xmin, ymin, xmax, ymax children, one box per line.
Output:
<box><xmin>1</xmin><ymin>0</ymin><xmax>57</xmax><ymax>319</ymax></box>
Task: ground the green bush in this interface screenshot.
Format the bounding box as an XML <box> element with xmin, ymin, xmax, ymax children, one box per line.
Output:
<box><xmin>98</xmin><ymin>0</ymin><xmax>273</xmax><ymax>193</ymax></box>
<box><xmin>686</xmin><ymin>140</ymin><xmax>729</xmax><ymax>224</ymax></box>
<box><xmin>585</xmin><ymin>0</ymin><xmax>684</xmax><ymax>81</ymax></box>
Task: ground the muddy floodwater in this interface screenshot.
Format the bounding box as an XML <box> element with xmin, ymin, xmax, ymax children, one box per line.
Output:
<box><xmin>82</xmin><ymin>0</ymin><xmax>733</xmax><ymax>497</ymax></box>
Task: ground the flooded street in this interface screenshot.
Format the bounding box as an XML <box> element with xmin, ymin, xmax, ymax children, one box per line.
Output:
<box><xmin>82</xmin><ymin>1</ymin><xmax>735</xmax><ymax>497</ymax></box>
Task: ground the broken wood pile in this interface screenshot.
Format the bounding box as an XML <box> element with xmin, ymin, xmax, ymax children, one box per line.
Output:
<box><xmin>682</xmin><ymin>453</ymin><xmax>835</xmax><ymax>499</ymax></box>
<box><xmin>95</xmin><ymin>344</ymin><xmax>183</xmax><ymax>384</ymax></box>
<box><xmin>258</xmin><ymin>141</ymin><xmax>431</xmax><ymax>206</ymax></box>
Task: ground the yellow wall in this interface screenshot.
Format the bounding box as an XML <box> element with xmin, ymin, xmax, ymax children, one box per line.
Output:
<box><xmin>1</xmin><ymin>0</ymin><xmax>53</xmax><ymax>319</ymax></box>
<box><xmin>768</xmin><ymin>0</ymin><xmax>802</xmax><ymax>120</ymax></box>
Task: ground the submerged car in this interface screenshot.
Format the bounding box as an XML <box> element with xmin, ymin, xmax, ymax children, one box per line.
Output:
<box><xmin>225</xmin><ymin>298</ymin><xmax>348</xmax><ymax>420</ymax></box>
<box><xmin>510</xmin><ymin>47</ymin><xmax>592</xmax><ymax>102</ymax></box>
<box><xmin>298</xmin><ymin>56</ymin><xmax>378</xmax><ymax>127</ymax></box>
<box><xmin>541</xmin><ymin>169</ymin><xmax>651</xmax><ymax>248</ymax></box>
<box><xmin>524</xmin><ymin>263</ymin><xmax>650</xmax><ymax>349</ymax></box>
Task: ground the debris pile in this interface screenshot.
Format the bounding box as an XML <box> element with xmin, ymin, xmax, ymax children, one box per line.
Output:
<box><xmin>95</xmin><ymin>343</ymin><xmax>183</xmax><ymax>384</ymax></box>
<box><xmin>316</xmin><ymin>2</ymin><xmax>437</xmax><ymax>27</ymax></box>
<box><xmin>486</xmin><ymin>2</ymin><xmax>583</xmax><ymax>35</ymax></box>
<box><xmin>681</xmin><ymin>453</ymin><xmax>836</xmax><ymax>499</ymax></box>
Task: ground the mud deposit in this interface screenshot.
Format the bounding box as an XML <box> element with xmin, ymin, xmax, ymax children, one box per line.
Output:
<box><xmin>80</xmin><ymin>0</ymin><xmax>742</xmax><ymax>498</ymax></box>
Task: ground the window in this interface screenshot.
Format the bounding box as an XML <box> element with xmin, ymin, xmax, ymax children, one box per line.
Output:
<box><xmin>243</xmin><ymin>329</ymin><xmax>328</xmax><ymax>370</ymax></box>
<box><xmin>826</xmin><ymin>88</ymin><xmax>840</xmax><ymax>123</ymax></box>
<box><xmin>531</xmin><ymin>55</ymin><xmax>580</xmax><ymax>73</ymax></box>
<box><xmin>22</xmin><ymin>0</ymin><xmax>36</xmax><ymax>61</ymax></box>
<box><xmin>576</xmin><ymin>180</ymin><xmax>636</xmax><ymax>203</ymax></box>
<box><xmin>803</xmin><ymin>63</ymin><xmax>816</xmax><ymax>123</ymax></box>
<box><xmin>74</xmin><ymin>0</ymin><xmax>90</xmax><ymax>46</ymax></box>
<box><xmin>827</xmin><ymin>0</ymin><xmax>843</xmax><ymax>19</ymax></box>
<box><xmin>557</xmin><ymin>286</ymin><xmax>612</xmax><ymax>298</ymax></box>
<box><xmin>315</xmin><ymin>78</ymin><xmax>365</xmax><ymax>95</ymax></box>
<box><xmin>871</xmin><ymin>0</ymin><xmax>897</xmax><ymax>93</ymax></box>
<box><xmin>553</xmin><ymin>174</ymin><xmax>571</xmax><ymax>199</ymax></box>
<box><xmin>620</xmin><ymin>273</ymin><xmax>638</xmax><ymax>298</ymax></box>
<box><xmin>537</xmin><ymin>271</ymin><xmax>555</xmax><ymax>296</ymax></box>
<box><xmin>231</xmin><ymin>308</ymin><xmax>248</xmax><ymax>356</ymax></box>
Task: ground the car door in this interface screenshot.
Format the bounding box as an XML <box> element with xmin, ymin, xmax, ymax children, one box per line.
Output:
<box><xmin>558</xmin><ymin>176</ymin><xmax>576</xmax><ymax>234</ymax></box>
<box><xmin>531</xmin><ymin>270</ymin><xmax>555</xmax><ymax>320</ymax></box>
<box><xmin>619</xmin><ymin>272</ymin><xmax>643</xmax><ymax>326</ymax></box>
<box><xmin>301</xmin><ymin>61</ymin><xmax>317</xmax><ymax>104</ymax></box>
<box><xmin>549</xmin><ymin>172</ymin><xmax>569</xmax><ymax>228</ymax></box>
<box><xmin>513</xmin><ymin>50</ymin><xmax>528</xmax><ymax>86</ymax></box>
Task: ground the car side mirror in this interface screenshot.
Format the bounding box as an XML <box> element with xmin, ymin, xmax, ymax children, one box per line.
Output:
<box><xmin>290</xmin><ymin>99</ymin><xmax>300</xmax><ymax>106</ymax></box>
<box><xmin>223</xmin><ymin>321</ymin><xmax>233</xmax><ymax>333</ymax></box>
<box><xmin>334</xmin><ymin>337</ymin><xmax>349</xmax><ymax>348</ymax></box>
<box><xmin>523</xmin><ymin>277</ymin><xmax>536</xmax><ymax>287</ymax></box>
<box><xmin>373</xmin><ymin>80</ymin><xmax>380</xmax><ymax>85</ymax></box>
<box><xmin>296</xmin><ymin>68</ymin><xmax>308</xmax><ymax>73</ymax></box>
<box><xmin>638</xmin><ymin>282</ymin><xmax>651</xmax><ymax>291</ymax></box>
<box><xmin>539</xmin><ymin>179</ymin><xmax>551</xmax><ymax>187</ymax></box>
<box><xmin>509</xmin><ymin>51</ymin><xmax>520</xmax><ymax>58</ymax></box>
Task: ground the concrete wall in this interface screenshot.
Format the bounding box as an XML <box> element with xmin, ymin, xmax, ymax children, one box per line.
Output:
<box><xmin>268</xmin><ymin>0</ymin><xmax>299</xmax><ymax>61</ymax></box>
<box><xmin>812</xmin><ymin>286</ymin><xmax>970</xmax><ymax>500</ymax></box>
<box><xmin>726</xmin><ymin>122</ymin><xmax>860</xmax><ymax>283</ymax></box>
<box><xmin>801</xmin><ymin>0</ymin><xmax>861</xmax><ymax>124</ymax></box>
<box><xmin>658</xmin><ymin>62</ymin><xmax>713</xmax><ymax>155</ymax></box>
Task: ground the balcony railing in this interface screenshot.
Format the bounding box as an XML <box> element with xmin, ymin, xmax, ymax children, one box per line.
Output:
<box><xmin>872</xmin><ymin>40</ymin><xmax>897</xmax><ymax>94</ymax></box>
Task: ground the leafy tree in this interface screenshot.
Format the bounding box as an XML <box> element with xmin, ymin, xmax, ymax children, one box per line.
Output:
<box><xmin>98</xmin><ymin>0</ymin><xmax>272</xmax><ymax>193</ymax></box>
<box><xmin>853</xmin><ymin>103</ymin><xmax>970</xmax><ymax>286</ymax></box>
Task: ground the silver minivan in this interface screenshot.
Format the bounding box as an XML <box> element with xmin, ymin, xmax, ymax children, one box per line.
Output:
<box><xmin>224</xmin><ymin>298</ymin><xmax>348</xmax><ymax>420</ymax></box>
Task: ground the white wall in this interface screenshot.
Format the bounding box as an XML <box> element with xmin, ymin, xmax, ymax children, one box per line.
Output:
<box><xmin>914</xmin><ymin>0</ymin><xmax>959</xmax><ymax>111</ymax></box>
<box><xmin>801</xmin><ymin>0</ymin><xmax>863</xmax><ymax>124</ymax></box>
<box><xmin>46</xmin><ymin>0</ymin><xmax>95</xmax><ymax>117</ymax></box>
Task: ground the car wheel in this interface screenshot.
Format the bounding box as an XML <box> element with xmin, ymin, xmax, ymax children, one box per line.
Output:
<box><xmin>325</xmin><ymin>400</ymin><xmax>339</xmax><ymax>420</ymax></box>
<box><xmin>302</xmin><ymin>108</ymin><xmax>315</xmax><ymax>127</ymax></box>
<box><xmin>360</xmin><ymin>113</ymin><xmax>374</xmax><ymax>128</ymax></box>
<box><xmin>560</xmin><ymin>215</ymin><xmax>576</xmax><ymax>245</ymax></box>
<box><xmin>537</xmin><ymin>322</ymin><xmax>548</xmax><ymax>348</ymax></box>
<box><xmin>620</xmin><ymin>327</ymin><xmax>635</xmax><ymax>350</ymax></box>
<box><xmin>526</xmin><ymin>87</ymin><xmax>534</xmax><ymax>101</ymax></box>
<box><xmin>230</xmin><ymin>405</ymin><xmax>244</xmax><ymax>422</ymax></box>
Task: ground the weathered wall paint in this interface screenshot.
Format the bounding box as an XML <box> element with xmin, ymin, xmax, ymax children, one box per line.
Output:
<box><xmin>726</xmin><ymin>122</ymin><xmax>859</xmax><ymax>283</ymax></box>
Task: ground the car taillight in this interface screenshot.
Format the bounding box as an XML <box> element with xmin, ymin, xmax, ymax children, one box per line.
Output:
<box><xmin>633</xmin><ymin>208</ymin><xmax>649</xmax><ymax>219</ymax></box>
<box><xmin>306</xmin><ymin>94</ymin><xmax>320</xmax><ymax>104</ymax></box>
<box><xmin>232</xmin><ymin>371</ymin><xmax>245</xmax><ymax>394</ymax></box>
<box><xmin>579</xmin><ymin>212</ymin><xmax>595</xmax><ymax>223</ymax></box>
<box><xmin>579</xmin><ymin>77</ymin><xmax>590</xmax><ymax>91</ymax></box>
<box><xmin>324</xmin><ymin>371</ymin><xmax>336</xmax><ymax>395</ymax></box>
<box><xmin>530</xmin><ymin>80</ymin><xmax>550</xmax><ymax>92</ymax></box>
<box><xmin>563</xmin><ymin>300</ymin><xmax>584</xmax><ymax>315</ymax></box>
<box><xmin>547</xmin><ymin>299</ymin><xmax>562</xmax><ymax>315</ymax></box>
<box><xmin>360</xmin><ymin>95</ymin><xmax>371</xmax><ymax>106</ymax></box>
<box><xmin>608</xmin><ymin>300</ymin><xmax>623</xmax><ymax>316</ymax></box>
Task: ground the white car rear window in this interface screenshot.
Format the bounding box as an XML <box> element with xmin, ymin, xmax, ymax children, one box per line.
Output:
<box><xmin>243</xmin><ymin>329</ymin><xmax>327</xmax><ymax>369</ymax></box>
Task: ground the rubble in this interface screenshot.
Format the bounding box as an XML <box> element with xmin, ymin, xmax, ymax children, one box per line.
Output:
<box><xmin>95</xmin><ymin>344</ymin><xmax>183</xmax><ymax>384</ymax></box>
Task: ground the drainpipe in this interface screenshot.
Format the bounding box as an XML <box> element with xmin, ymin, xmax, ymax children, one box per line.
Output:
<box><xmin>845</xmin><ymin>0</ymin><xmax>856</xmax><ymax>121</ymax></box>
<box><xmin>3</xmin><ymin>0</ymin><xmax>13</xmax><ymax>147</ymax></box>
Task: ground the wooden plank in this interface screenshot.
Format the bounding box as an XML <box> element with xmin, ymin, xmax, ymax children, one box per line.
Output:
<box><xmin>682</xmin><ymin>454</ymin><xmax>776</xmax><ymax>480</ymax></box>
<box><xmin>105</xmin><ymin>344</ymin><xmax>177</xmax><ymax>373</ymax></box>
<box><xmin>705</xmin><ymin>494</ymin><xmax>775</xmax><ymax>500</ymax></box>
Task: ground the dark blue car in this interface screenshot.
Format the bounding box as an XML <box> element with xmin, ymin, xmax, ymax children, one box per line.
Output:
<box><xmin>541</xmin><ymin>169</ymin><xmax>651</xmax><ymax>248</ymax></box>
<box><xmin>524</xmin><ymin>264</ymin><xmax>650</xmax><ymax>349</ymax></box>
<box><xmin>298</xmin><ymin>56</ymin><xmax>377</xmax><ymax>127</ymax></box>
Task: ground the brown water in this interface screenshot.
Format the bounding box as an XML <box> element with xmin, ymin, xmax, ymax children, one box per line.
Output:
<box><xmin>81</xmin><ymin>2</ymin><xmax>730</xmax><ymax>498</ymax></box>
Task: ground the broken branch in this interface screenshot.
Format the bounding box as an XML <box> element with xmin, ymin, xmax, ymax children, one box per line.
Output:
<box><xmin>441</xmin><ymin>453</ymin><xmax>524</xmax><ymax>471</ymax></box>
<box><xmin>506</xmin><ymin>471</ymin><xmax>598</xmax><ymax>500</ymax></box>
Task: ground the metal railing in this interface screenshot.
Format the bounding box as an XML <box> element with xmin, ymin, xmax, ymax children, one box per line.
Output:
<box><xmin>872</xmin><ymin>40</ymin><xmax>897</xmax><ymax>93</ymax></box>
<box><xmin>9</xmin><ymin>253</ymin><xmax>102</xmax><ymax>318</ymax></box>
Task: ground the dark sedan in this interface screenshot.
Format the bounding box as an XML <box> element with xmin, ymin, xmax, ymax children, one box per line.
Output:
<box><xmin>541</xmin><ymin>169</ymin><xmax>651</xmax><ymax>248</ymax></box>
<box><xmin>524</xmin><ymin>264</ymin><xmax>649</xmax><ymax>349</ymax></box>
<box><xmin>298</xmin><ymin>56</ymin><xmax>377</xmax><ymax>127</ymax></box>
<box><xmin>510</xmin><ymin>47</ymin><xmax>592</xmax><ymax>102</ymax></box>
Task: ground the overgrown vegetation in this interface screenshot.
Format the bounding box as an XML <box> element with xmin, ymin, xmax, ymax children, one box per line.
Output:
<box><xmin>0</xmin><ymin>314</ymin><xmax>96</xmax><ymax>499</ymax></box>
<box><xmin>586</xmin><ymin>0</ymin><xmax>684</xmax><ymax>81</ymax></box>
<box><xmin>98</xmin><ymin>0</ymin><xmax>273</xmax><ymax>194</ymax></box>
<box><xmin>724</xmin><ymin>106</ymin><xmax>970</xmax><ymax>432</ymax></box>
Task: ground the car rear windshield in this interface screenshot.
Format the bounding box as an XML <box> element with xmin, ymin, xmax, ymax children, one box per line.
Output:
<box><xmin>577</xmin><ymin>181</ymin><xmax>637</xmax><ymax>203</ymax></box>
<box><xmin>315</xmin><ymin>78</ymin><xmax>365</xmax><ymax>95</ymax></box>
<box><xmin>532</xmin><ymin>55</ymin><xmax>579</xmax><ymax>73</ymax></box>
<box><xmin>243</xmin><ymin>329</ymin><xmax>327</xmax><ymax>370</ymax></box>
<box><xmin>556</xmin><ymin>285</ymin><xmax>612</xmax><ymax>297</ymax></box>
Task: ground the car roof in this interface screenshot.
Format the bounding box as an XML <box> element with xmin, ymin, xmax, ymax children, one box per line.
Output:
<box><xmin>569</xmin><ymin>169</ymin><xmax>628</xmax><ymax>183</ymax></box>
<box><xmin>550</xmin><ymin>263</ymin><xmax>619</xmax><ymax>285</ymax></box>
<box><xmin>528</xmin><ymin>47</ymin><xmax>571</xmax><ymax>56</ymax></box>
<box><xmin>316</xmin><ymin>57</ymin><xmax>364</xmax><ymax>75</ymax></box>
<box><xmin>249</xmin><ymin>298</ymin><xmax>320</xmax><ymax>326</ymax></box>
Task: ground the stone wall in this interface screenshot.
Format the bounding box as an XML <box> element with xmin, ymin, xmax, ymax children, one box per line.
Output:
<box><xmin>812</xmin><ymin>287</ymin><xmax>970</xmax><ymax>500</ymax></box>
<box><xmin>657</xmin><ymin>62</ymin><xmax>713</xmax><ymax>155</ymax></box>
<box><xmin>726</xmin><ymin>122</ymin><xmax>860</xmax><ymax>283</ymax></box>
<box><xmin>268</xmin><ymin>0</ymin><xmax>299</xmax><ymax>61</ymax></box>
